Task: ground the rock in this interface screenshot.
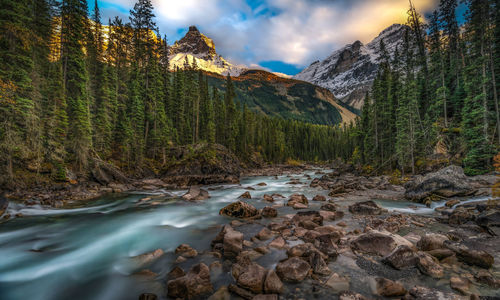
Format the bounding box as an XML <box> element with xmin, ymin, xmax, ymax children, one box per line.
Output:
<box><xmin>175</xmin><ymin>244</ymin><xmax>198</xmax><ymax>258</ymax></box>
<box><xmin>256</xmin><ymin>228</ymin><xmax>274</xmax><ymax>241</ymax></box>
<box><xmin>168</xmin><ymin>266</ymin><xmax>186</xmax><ymax>280</ymax></box>
<box><xmin>417</xmin><ymin>233</ymin><xmax>448</xmax><ymax>251</ymax></box>
<box><xmin>475</xmin><ymin>270</ymin><xmax>500</xmax><ymax>288</ymax></box>
<box><xmin>427</xmin><ymin>249</ymin><xmax>454</xmax><ymax>260</ymax></box>
<box><xmin>208</xmin><ymin>286</ymin><xmax>231</xmax><ymax>300</ymax></box>
<box><xmin>261</xmin><ymin>207</ymin><xmax>277</xmax><ymax>218</ymax></box>
<box><xmin>167</xmin><ymin>263</ymin><xmax>213</xmax><ymax>299</ymax></box>
<box><xmin>287</xmin><ymin>243</ymin><xmax>318</xmax><ymax>258</ymax></box>
<box><xmin>239</xmin><ymin>191</ymin><xmax>252</xmax><ymax>199</ymax></box>
<box><xmin>212</xmin><ymin>225</ymin><xmax>243</xmax><ymax>258</ymax></box>
<box><xmin>383</xmin><ymin>245</ymin><xmax>418</xmax><ymax>270</ymax></box>
<box><xmin>314</xmin><ymin>233</ymin><xmax>340</xmax><ymax>258</ymax></box>
<box><xmin>182</xmin><ymin>186</ymin><xmax>210</xmax><ymax>200</ymax></box>
<box><xmin>320</xmin><ymin>210</ymin><xmax>343</xmax><ymax>221</ymax></box>
<box><xmin>269</xmin><ymin>236</ymin><xmax>287</xmax><ymax>249</ymax></box>
<box><xmin>271</xmin><ymin>193</ymin><xmax>285</xmax><ymax>198</ymax></box>
<box><xmin>236</xmin><ymin>263</ymin><xmax>267</xmax><ymax>293</ymax></box>
<box><xmin>292</xmin><ymin>211</ymin><xmax>323</xmax><ymax>227</ymax></box>
<box><xmin>276</xmin><ymin>257</ymin><xmax>311</xmax><ymax>282</ymax></box>
<box><xmin>293</xmin><ymin>202</ymin><xmax>308</xmax><ymax>209</ymax></box>
<box><xmin>448</xmin><ymin>207</ymin><xmax>475</xmax><ymax>225</ymax></box>
<box><xmin>313</xmin><ymin>195</ymin><xmax>326</xmax><ymax>201</ymax></box>
<box><xmin>446</xmin><ymin>243</ymin><xmax>494</xmax><ymax>269</ymax></box>
<box><xmin>264</xmin><ymin>270</ymin><xmax>284</xmax><ymax>294</ymax></box>
<box><xmin>175</xmin><ymin>256</ymin><xmax>187</xmax><ymax>263</ymax></box>
<box><xmin>263</xmin><ymin>194</ymin><xmax>274</xmax><ymax>202</ymax></box>
<box><xmin>339</xmin><ymin>291</ymin><xmax>368</xmax><ymax>300</ymax></box>
<box><xmin>309</xmin><ymin>250</ymin><xmax>331</xmax><ymax>276</ymax></box>
<box><xmin>325</xmin><ymin>273</ymin><xmax>350</xmax><ymax>293</ymax></box>
<box><xmin>220</xmin><ymin>201</ymin><xmax>259</xmax><ymax>218</ymax></box>
<box><xmin>446</xmin><ymin>199</ymin><xmax>460</xmax><ymax>207</ymax></box>
<box><xmin>138</xmin><ymin>293</ymin><xmax>157</xmax><ymax>300</ymax></box>
<box><xmin>320</xmin><ymin>203</ymin><xmax>336</xmax><ymax>211</ymax></box>
<box><xmin>252</xmin><ymin>295</ymin><xmax>278</xmax><ymax>300</ymax></box>
<box><xmin>228</xmin><ymin>283</ymin><xmax>254</xmax><ymax>300</ymax></box>
<box><xmin>0</xmin><ymin>193</ymin><xmax>8</xmax><ymax>216</ymax></box>
<box><xmin>287</xmin><ymin>194</ymin><xmax>308</xmax><ymax>207</ymax></box>
<box><xmin>351</xmin><ymin>231</ymin><xmax>397</xmax><ymax>256</ymax></box>
<box><xmin>374</xmin><ymin>277</ymin><xmax>407</xmax><ymax>297</ymax></box>
<box><xmin>450</xmin><ymin>276</ymin><xmax>470</xmax><ymax>295</ymax></box>
<box><xmin>348</xmin><ymin>201</ymin><xmax>384</xmax><ymax>215</ymax></box>
<box><xmin>408</xmin><ymin>286</ymin><xmax>463</xmax><ymax>300</ymax></box>
<box><xmin>404</xmin><ymin>165</ymin><xmax>475</xmax><ymax>201</ymax></box>
<box><xmin>416</xmin><ymin>252</ymin><xmax>444</xmax><ymax>278</ymax></box>
<box><xmin>257</xmin><ymin>182</ymin><xmax>267</xmax><ymax>186</ymax></box>
<box><xmin>476</xmin><ymin>210</ymin><xmax>500</xmax><ymax>227</ymax></box>
<box><xmin>132</xmin><ymin>249</ymin><xmax>164</xmax><ymax>266</ymax></box>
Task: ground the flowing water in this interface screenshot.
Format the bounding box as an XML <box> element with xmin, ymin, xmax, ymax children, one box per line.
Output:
<box><xmin>0</xmin><ymin>171</ymin><xmax>493</xmax><ymax>300</ymax></box>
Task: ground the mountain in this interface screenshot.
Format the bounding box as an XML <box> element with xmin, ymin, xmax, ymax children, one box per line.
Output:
<box><xmin>293</xmin><ymin>24</ymin><xmax>408</xmax><ymax>109</ymax></box>
<box><xmin>169</xmin><ymin>26</ymin><xmax>245</xmax><ymax>76</ymax></box>
<box><xmin>206</xmin><ymin>69</ymin><xmax>358</xmax><ymax>125</ymax></box>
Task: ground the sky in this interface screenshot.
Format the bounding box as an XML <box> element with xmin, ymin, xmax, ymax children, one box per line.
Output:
<box><xmin>93</xmin><ymin>0</ymin><xmax>460</xmax><ymax>75</ymax></box>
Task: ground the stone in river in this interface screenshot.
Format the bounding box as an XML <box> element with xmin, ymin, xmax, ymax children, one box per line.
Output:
<box><xmin>167</xmin><ymin>263</ymin><xmax>213</xmax><ymax>299</ymax></box>
<box><xmin>220</xmin><ymin>201</ymin><xmax>259</xmax><ymax>218</ymax></box>
<box><xmin>276</xmin><ymin>257</ymin><xmax>311</xmax><ymax>282</ymax></box>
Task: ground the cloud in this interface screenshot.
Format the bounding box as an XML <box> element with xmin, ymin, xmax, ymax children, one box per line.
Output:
<box><xmin>99</xmin><ymin>0</ymin><xmax>439</xmax><ymax>73</ymax></box>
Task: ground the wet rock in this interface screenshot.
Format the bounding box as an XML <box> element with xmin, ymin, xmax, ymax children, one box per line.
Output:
<box><xmin>139</xmin><ymin>293</ymin><xmax>157</xmax><ymax>300</ymax></box>
<box><xmin>374</xmin><ymin>277</ymin><xmax>407</xmax><ymax>297</ymax></box>
<box><xmin>228</xmin><ymin>283</ymin><xmax>254</xmax><ymax>300</ymax></box>
<box><xmin>404</xmin><ymin>165</ymin><xmax>475</xmax><ymax>201</ymax></box>
<box><xmin>269</xmin><ymin>236</ymin><xmax>287</xmax><ymax>249</ymax></box>
<box><xmin>268</xmin><ymin>222</ymin><xmax>288</xmax><ymax>232</ymax></box>
<box><xmin>287</xmin><ymin>194</ymin><xmax>308</xmax><ymax>207</ymax></box>
<box><xmin>132</xmin><ymin>249</ymin><xmax>164</xmax><ymax>265</ymax></box>
<box><xmin>450</xmin><ymin>276</ymin><xmax>470</xmax><ymax>295</ymax></box>
<box><xmin>407</xmin><ymin>286</ymin><xmax>463</xmax><ymax>300</ymax></box>
<box><xmin>351</xmin><ymin>231</ymin><xmax>397</xmax><ymax>256</ymax></box>
<box><xmin>446</xmin><ymin>199</ymin><xmax>460</xmax><ymax>207</ymax></box>
<box><xmin>313</xmin><ymin>195</ymin><xmax>326</xmax><ymax>202</ymax></box>
<box><xmin>287</xmin><ymin>243</ymin><xmax>318</xmax><ymax>258</ymax></box>
<box><xmin>448</xmin><ymin>207</ymin><xmax>475</xmax><ymax>225</ymax></box>
<box><xmin>257</xmin><ymin>182</ymin><xmax>267</xmax><ymax>186</ymax></box>
<box><xmin>263</xmin><ymin>194</ymin><xmax>274</xmax><ymax>202</ymax></box>
<box><xmin>320</xmin><ymin>210</ymin><xmax>344</xmax><ymax>221</ymax></box>
<box><xmin>314</xmin><ymin>234</ymin><xmax>340</xmax><ymax>258</ymax></box>
<box><xmin>182</xmin><ymin>186</ymin><xmax>210</xmax><ymax>200</ymax></box>
<box><xmin>475</xmin><ymin>270</ymin><xmax>500</xmax><ymax>288</ymax></box>
<box><xmin>427</xmin><ymin>249</ymin><xmax>454</xmax><ymax>260</ymax></box>
<box><xmin>292</xmin><ymin>211</ymin><xmax>323</xmax><ymax>227</ymax></box>
<box><xmin>208</xmin><ymin>286</ymin><xmax>231</xmax><ymax>300</ymax></box>
<box><xmin>168</xmin><ymin>266</ymin><xmax>186</xmax><ymax>280</ymax></box>
<box><xmin>320</xmin><ymin>203</ymin><xmax>337</xmax><ymax>212</ymax></box>
<box><xmin>264</xmin><ymin>270</ymin><xmax>284</xmax><ymax>294</ymax></box>
<box><xmin>292</xmin><ymin>202</ymin><xmax>308</xmax><ymax>209</ymax></box>
<box><xmin>476</xmin><ymin>210</ymin><xmax>500</xmax><ymax>227</ymax></box>
<box><xmin>212</xmin><ymin>225</ymin><xmax>244</xmax><ymax>258</ymax></box>
<box><xmin>167</xmin><ymin>263</ymin><xmax>213</xmax><ymax>299</ymax></box>
<box><xmin>348</xmin><ymin>201</ymin><xmax>384</xmax><ymax>215</ymax></box>
<box><xmin>325</xmin><ymin>273</ymin><xmax>350</xmax><ymax>293</ymax></box>
<box><xmin>220</xmin><ymin>201</ymin><xmax>259</xmax><ymax>219</ymax></box>
<box><xmin>416</xmin><ymin>252</ymin><xmax>444</xmax><ymax>278</ymax></box>
<box><xmin>276</xmin><ymin>257</ymin><xmax>311</xmax><ymax>282</ymax></box>
<box><xmin>446</xmin><ymin>243</ymin><xmax>494</xmax><ymax>269</ymax></box>
<box><xmin>175</xmin><ymin>244</ymin><xmax>198</xmax><ymax>258</ymax></box>
<box><xmin>417</xmin><ymin>233</ymin><xmax>448</xmax><ymax>251</ymax></box>
<box><xmin>175</xmin><ymin>256</ymin><xmax>187</xmax><ymax>263</ymax></box>
<box><xmin>383</xmin><ymin>245</ymin><xmax>418</xmax><ymax>270</ymax></box>
<box><xmin>239</xmin><ymin>191</ymin><xmax>252</xmax><ymax>199</ymax></box>
<box><xmin>235</xmin><ymin>262</ymin><xmax>267</xmax><ymax>293</ymax></box>
<box><xmin>339</xmin><ymin>291</ymin><xmax>368</xmax><ymax>300</ymax></box>
<box><xmin>271</xmin><ymin>193</ymin><xmax>285</xmax><ymax>198</ymax></box>
<box><xmin>261</xmin><ymin>207</ymin><xmax>277</xmax><ymax>218</ymax></box>
<box><xmin>256</xmin><ymin>228</ymin><xmax>274</xmax><ymax>241</ymax></box>
<box><xmin>309</xmin><ymin>250</ymin><xmax>331</xmax><ymax>276</ymax></box>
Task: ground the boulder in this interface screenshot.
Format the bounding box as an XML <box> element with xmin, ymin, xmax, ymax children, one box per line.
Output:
<box><xmin>383</xmin><ymin>245</ymin><xmax>418</xmax><ymax>270</ymax></box>
<box><xmin>208</xmin><ymin>286</ymin><xmax>231</xmax><ymax>300</ymax></box>
<box><xmin>276</xmin><ymin>257</ymin><xmax>311</xmax><ymax>282</ymax></box>
<box><xmin>427</xmin><ymin>249</ymin><xmax>454</xmax><ymax>260</ymax></box>
<box><xmin>256</xmin><ymin>228</ymin><xmax>274</xmax><ymax>241</ymax></box>
<box><xmin>374</xmin><ymin>278</ymin><xmax>407</xmax><ymax>297</ymax></box>
<box><xmin>404</xmin><ymin>165</ymin><xmax>475</xmax><ymax>201</ymax></box>
<box><xmin>167</xmin><ymin>263</ymin><xmax>213</xmax><ymax>299</ymax></box>
<box><xmin>220</xmin><ymin>201</ymin><xmax>259</xmax><ymax>218</ymax></box>
<box><xmin>257</xmin><ymin>182</ymin><xmax>267</xmax><ymax>186</ymax></box>
<box><xmin>287</xmin><ymin>243</ymin><xmax>318</xmax><ymax>258</ymax></box>
<box><xmin>292</xmin><ymin>202</ymin><xmax>308</xmax><ymax>209</ymax></box>
<box><xmin>446</xmin><ymin>243</ymin><xmax>494</xmax><ymax>269</ymax></box>
<box><xmin>292</xmin><ymin>211</ymin><xmax>323</xmax><ymax>227</ymax></box>
<box><xmin>239</xmin><ymin>191</ymin><xmax>252</xmax><ymax>199</ymax></box>
<box><xmin>450</xmin><ymin>276</ymin><xmax>470</xmax><ymax>295</ymax></box>
<box><xmin>264</xmin><ymin>270</ymin><xmax>284</xmax><ymax>294</ymax></box>
<box><xmin>325</xmin><ymin>273</ymin><xmax>350</xmax><ymax>293</ymax></box>
<box><xmin>263</xmin><ymin>194</ymin><xmax>274</xmax><ymax>202</ymax></box>
<box><xmin>235</xmin><ymin>263</ymin><xmax>267</xmax><ymax>294</ymax></box>
<box><xmin>287</xmin><ymin>194</ymin><xmax>308</xmax><ymax>207</ymax></box>
<box><xmin>228</xmin><ymin>283</ymin><xmax>254</xmax><ymax>300</ymax></box>
<box><xmin>416</xmin><ymin>252</ymin><xmax>444</xmax><ymax>278</ymax></box>
<box><xmin>417</xmin><ymin>233</ymin><xmax>448</xmax><ymax>251</ymax></box>
<box><xmin>212</xmin><ymin>225</ymin><xmax>243</xmax><ymax>258</ymax></box>
<box><xmin>313</xmin><ymin>195</ymin><xmax>327</xmax><ymax>202</ymax></box>
<box><xmin>132</xmin><ymin>249</ymin><xmax>164</xmax><ymax>266</ymax></box>
<box><xmin>175</xmin><ymin>244</ymin><xmax>198</xmax><ymax>258</ymax></box>
<box><xmin>182</xmin><ymin>186</ymin><xmax>210</xmax><ymax>201</ymax></box>
<box><xmin>351</xmin><ymin>231</ymin><xmax>397</xmax><ymax>256</ymax></box>
<box><xmin>448</xmin><ymin>207</ymin><xmax>475</xmax><ymax>225</ymax></box>
<box><xmin>320</xmin><ymin>203</ymin><xmax>337</xmax><ymax>212</ymax></box>
<box><xmin>476</xmin><ymin>210</ymin><xmax>500</xmax><ymax>227</ymax></box>
<box><xmin>261</xmin><ymin>207</ymin><xmax>277</xmax><ymax>218</ymax></box>
<box><xmin>268</xmin><ymin>237</ymin><xmax>287</xmax><ymax>249</ymax></box>
<box><xmin>348</xmin><ymin>201</ymin><xmax>384</xmax><ymax>215</ymax></box>
<box><xmin>314</xmin><ymin>233</ymin><xmax>340</xmax><ymax>258</ymax></box>
<box><xmin>408</xmin><ymin>286</ymin><xmax>463</xmax><ymax>300</ymax></box>
<box><xmin>309</xmin><ymin>250</ymin><xmax>331</xmax><ymax>276</ymax></box>
<box><xmin>168</xmin><ymin>266</ymin><xmax>186</xmax><ymax>280</ymax></box>
<box><xmin>475</xmin><ymin>270</ymin><xmax>500</xmax><ymax>288</ymax></box>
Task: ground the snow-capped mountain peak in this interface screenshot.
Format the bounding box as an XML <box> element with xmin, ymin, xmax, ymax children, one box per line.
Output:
<box><xmin>293</xmin><ymin>24</ymin><xmax>408</xmax><ymax>109</ymax></box>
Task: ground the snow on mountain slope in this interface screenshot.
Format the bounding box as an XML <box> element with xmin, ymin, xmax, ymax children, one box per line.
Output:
<box><xmin>169</xmin><ymin>26</ymin><xmax>246</xmax><ymax>76</ymax></box>
<box><xmin>293</xmin><ymin>24</ymin><xmax>408</xmax><ymax>109</ymax></box>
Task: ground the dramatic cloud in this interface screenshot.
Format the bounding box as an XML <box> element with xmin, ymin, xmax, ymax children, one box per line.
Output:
<box><xmin>98</xmin><ymin>0</ymin><xmax>439</xmax><ymax>74</ymax></box>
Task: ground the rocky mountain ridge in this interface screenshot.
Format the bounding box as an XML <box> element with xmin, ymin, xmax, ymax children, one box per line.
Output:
<box><xmin>293</xmin><ymin>24</ymin><xmax>408</xmax><ymax>109</ymax></box>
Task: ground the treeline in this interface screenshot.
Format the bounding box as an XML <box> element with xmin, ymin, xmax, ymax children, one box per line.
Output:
<box><xmin>0</xmin><ymin>0</ymin><xmax>353</xmax><ymax>184</ymax></box>
<box><xmin>354</xmin><ymin>0</ymin><xmax>499</xmax><ymax>175</ymax></box>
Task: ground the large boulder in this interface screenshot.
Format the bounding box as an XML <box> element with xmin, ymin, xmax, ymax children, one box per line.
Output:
<box><xmin>351</xmin><ymin>231</ymin><xmax>397</xmax><ymax>256</ymax></box>
<box><xmin>220</xmin><ymin>201</ymin><xmax>259</xmax><ymax>219</ymax></box>
<box><xmin>476</xmin><ymin>210</ymin><xmax>500</xmax><ymax>227</ymax></box>
<box><xmin>261</xmin><ymin>207</ymin><xmax>277</xmax><ymax>218</ymax></box>
<box><xmin>276</xmin><ymin>257</ymin><xmax>311</xmax><ymax>282</ymax></box>
<box><xmin>417</xmin><ymin>233</ymin><xmax>449</xmax><ymax>251</ymax></box>
<box><xmin>182</xmin><ymin>186</ymin><xmax>210</xmax><ymax>200</ymax></box>
<box><xmin>167</xmin><ymin>263</ymin><xmax>213</xmax><ymax>299</ymax></box>
<box><xmin>264</xmin><ymin>270</ymin><xmax>284</xmax><ymax>294</ymax></box>
<box><xmin>404</xmin><ymin>165</ymin><xmax>475</xmax><ymax>201</ymax></box>
<box><xmin>348</xmin><ymin>201</ymin><xmax>384</xmax><ymax>215</ymax></box>
<box><xmin>445</xmin><ymin>243</ymin><xmax>494</xmax><ymax>269</ymax></box>
<box><xmin>235</xmin><ymin>262</ymin><xmax>267</xmax><ymax>294</ymax></box>
<box><xmin>383</xmin><ymin>245</ymin><xmax>418</xmax><ymax>270</ymax></box>
<box><xmin>292</xmin><ymin>211</ymin><xmax>323</xmax><ymax>227</ymax></box>
<box><xmin>287</xmin><ymin>194</ymin><xmax>309</xmax><ymax>207</ymax></box>
<box><xmin>416</xmin><ymin>252</ymin><xmax>444</xmax><ymax>278</ymax></box>
<box><xmin>212</xmin><ymin>225</ymin><xmax>243</xmax><ymax>258</ymax></box>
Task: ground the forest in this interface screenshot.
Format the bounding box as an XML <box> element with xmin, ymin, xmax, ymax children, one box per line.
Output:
<box><xmin>0</xmin><ymin>0</ymin><xmax>354</xmax><ymax>186</ymax></box>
